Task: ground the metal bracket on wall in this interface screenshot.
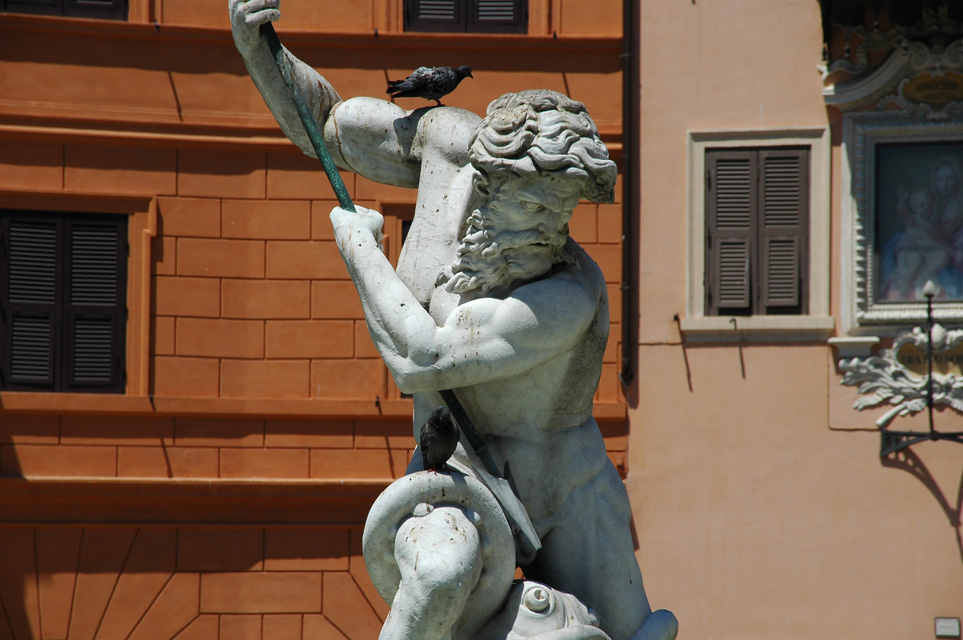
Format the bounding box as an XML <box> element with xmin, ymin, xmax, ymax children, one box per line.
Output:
<box><xmin>839</xmin><ymin>281</ymin><xmax>963</xmax><ymax>457</ymax></box>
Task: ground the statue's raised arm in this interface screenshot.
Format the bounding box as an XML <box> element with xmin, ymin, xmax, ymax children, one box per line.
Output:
<box><xmin>229</xmin><ymin>0</ymin><xmax>478</xmax><ymax>189</ymax></box>
<box><xmin>229</xmin><ymin>0</ymin><xmax>341</xmax><ymax>159</ymax></box>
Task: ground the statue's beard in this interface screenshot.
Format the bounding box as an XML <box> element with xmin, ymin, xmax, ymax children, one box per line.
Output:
<box><xmin>439</xmin><ymin>211</ymin><xmax>573</xmax><ymax>296</ymax></box>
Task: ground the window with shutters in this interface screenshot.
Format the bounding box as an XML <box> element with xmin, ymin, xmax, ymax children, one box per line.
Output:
<box><xmin>705</xmin><ymin>148</ymin><xmax>809</xmax><ymax>316</ymax></box>
<box><xmin>0</xmin><ymin>210</ymin><xmax>127</xmax><ymax>394</ymax></box>
<box><xmin>404</xmin><ymin>0</ymin><xmax>526</xmax><ymax>33</ymax></box>
<box><xmin>682</xmin><ymin>129</ymin><xmax>833</xmax><ymax>339</ymax></box>
<box><xmin>0</xmin><ymin>0</ymin><xmax>126</xmax><ymax>20</ymax></box>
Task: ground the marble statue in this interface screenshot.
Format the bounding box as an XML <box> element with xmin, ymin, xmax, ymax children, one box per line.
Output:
<box><xmin>230</xmin><ymin>2</ymin><xmax>678</xmax><ymax>638</ymax></box>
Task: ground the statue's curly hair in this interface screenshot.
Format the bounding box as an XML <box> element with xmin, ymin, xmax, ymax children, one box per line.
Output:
<box><xmin>468</xmin><ymin>90</ymin><xmax>617</xmax><ymax>204</ymax></box>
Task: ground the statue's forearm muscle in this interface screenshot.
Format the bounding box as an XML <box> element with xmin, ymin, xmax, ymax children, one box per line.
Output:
<box><xmin>239</xmin><ymin>39</ymin><xmax>341</xmax><ymax>160</ymax></box>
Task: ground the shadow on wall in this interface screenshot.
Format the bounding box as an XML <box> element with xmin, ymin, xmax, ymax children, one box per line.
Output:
<box><xmin>0</xmin><ymin>412</ymin><xmax>401</xmax><ymax>639</ymax></box>
<box><xmin>882</xmin><ymin>445</ymin><xmax>963</xmax><ymax>564</ymax></box>
<box><xmin>0</xmin><ymin>524</ymin><xmax>388</xmax><ymax>640</ymax></box>
<box><xmin>2</xmin><ymin>23</ymin><xmax>620</xmax><ymax>82</ymax></box>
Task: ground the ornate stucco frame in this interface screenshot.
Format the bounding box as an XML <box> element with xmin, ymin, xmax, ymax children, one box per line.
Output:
<box><xmin>840</xmin><ymin>114</ymin><xmax>963</xmax><ymax>334</ymax></box>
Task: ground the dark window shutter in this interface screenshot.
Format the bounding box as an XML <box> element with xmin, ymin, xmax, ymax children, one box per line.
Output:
<box><xmin>469</xmin><ymin>0</ymin><xmax>526</xmax><ymax>33</ymax></box>
<box><xmin>0</xmin><ymin>0</ymin><xmax>127</xmax><ymax>19</ymax></box>
<box><xmin>706</xmin><ymin>151</ymin><xmax>756</xmax><ymax>314</ymax></box>
<box><xmin>65</xmin><ymin>0</ymin><xmax>127</xmax><ymax>20</ymax></box>
<box><xmin>0</xmin><ymin>211</ymin><xmax>126</xmax><ymax>394</ymax></box>
<box><xmin>63</xmin><ymin>217</ymin><xmax>127</xmax><ymax>392</ymax></box>
<box><xmin>405</xmin><ymin>0</ymin><xmax>526</xmax><ymax>33</ymax></box>
<box><xmin>405</xmin><ymin>0</ymin><xmax>464</xmax><ymax>32</ymax></box>
<box><xmin>0</xmin><ymin>0</ymin><xmax>60</xmax><ymax>16</ymax></box>
<box><xmin>1</xmin><ymin>217</ymin><xmax>61</xmax><ymax>389</ymax></box>
<box><xmin>759</xmin><ymin>149</ymin><xmax>808</xmax><ymax>313</ymax></box>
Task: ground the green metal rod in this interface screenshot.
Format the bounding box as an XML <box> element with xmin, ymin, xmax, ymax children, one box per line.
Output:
<box><xmin>260</xmin><ymin>22</ymin><xmax>355</xmax><ymax>212</ymax></box>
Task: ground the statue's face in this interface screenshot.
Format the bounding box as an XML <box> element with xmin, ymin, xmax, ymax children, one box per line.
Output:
<box><xmin>490</xmin><ymin>174</ymin><xmax>577</xmax><ymax>221</ymax></box>
<box><xmin>482</xmin><ymin>174</ymin><xmax>578</xmax><ymax>277</ymax></box>
<box><xmin>446</xmin><ymin>173</ymin><xmax>581</xmax><ymax>296</ymax></box>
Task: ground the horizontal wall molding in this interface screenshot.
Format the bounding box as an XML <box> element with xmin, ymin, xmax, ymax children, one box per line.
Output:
<box><xmin>0</xmin><ymin>123</ymin><xmax>294</xmax><ymax>151</ymax></box>
<box><xmin>0</xmin><ymin>477</ymin><xmax>389</xmax><ymax>524</ymax></box>
<box><xmin>0</xmin><ymin>393</ymin><xmax>628</xmax><ymax>421</ymax></box>
<box><xmin>0</xmin><ymin>13</ymin><xmax>621</xmax><ymax>52</ymax></box>
<box><xmin>0</xmin><ymin>122</ymin><xmax>622</xmax><ymax>153</ymax></box>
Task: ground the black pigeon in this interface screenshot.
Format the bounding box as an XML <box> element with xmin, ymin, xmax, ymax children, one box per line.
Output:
<box><xmin>386</xmin><ymin>65</ymin><xmax>473</xmax><ymax>106</ymax></box>
<box><xmin>420</xmin><ymin>406</ymin><xmax>459</xmax><ymax>472</ymax></box>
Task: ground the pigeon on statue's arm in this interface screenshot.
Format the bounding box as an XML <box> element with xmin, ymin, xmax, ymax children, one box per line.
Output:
<box><xmin>387</xmin><ymin>65</ymin><xmax>473</xmax><ymax>106</ymax></box>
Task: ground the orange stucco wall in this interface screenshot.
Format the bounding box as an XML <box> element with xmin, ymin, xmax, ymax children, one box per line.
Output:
<box><xmin>632</xmin><ymin>1</ymin><xmax>963</xmax><ymax>638</ymax></box>
<box><xmin>0</xmin><ymin>1</ymin><xmax>626</xmax><ymax>638</ymax></box>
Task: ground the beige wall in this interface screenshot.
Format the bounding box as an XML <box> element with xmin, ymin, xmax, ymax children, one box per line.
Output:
<box><xmin>631</xmin><ymin>1</ymin><xmax>963</xmax><ymax>638</ymax></box>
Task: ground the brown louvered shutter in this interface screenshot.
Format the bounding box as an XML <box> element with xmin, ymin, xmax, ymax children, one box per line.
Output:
<box><xmin>706</xmin><ymin>150</ymin><xmax>756</xmax><ymax>314</ymax></box>
<box><xmin>759</xmin><ymin>148</ymin><xmax>808</xmax><ymax>314</ymax></box>
<box><xmin>63</xmin><ymin>216</ymin><xmax>127</xmax><ymax>392</ymax></box>
<box><xmin>0</xmin><ymin>215</ymin><xmax>62</xmax><ymax>389</ymax></box>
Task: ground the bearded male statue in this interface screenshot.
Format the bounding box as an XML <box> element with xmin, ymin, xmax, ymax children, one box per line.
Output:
<box><xmin>230</xmin><ymin>2</ymin><xmax>677</xmax><ymax>639</ymax></box>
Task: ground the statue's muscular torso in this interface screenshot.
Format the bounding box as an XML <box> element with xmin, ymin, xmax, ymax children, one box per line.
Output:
<box><xmin>334</xmin><ymin>101</ymin><xmax>615</xmax><ymax>526</ymax></box>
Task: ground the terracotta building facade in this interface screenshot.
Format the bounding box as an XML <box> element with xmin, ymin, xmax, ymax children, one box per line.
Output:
<box><xmin>0</xmin><ymin>0</ymin><xmax>628</xmax><ymax>638</ymax></box>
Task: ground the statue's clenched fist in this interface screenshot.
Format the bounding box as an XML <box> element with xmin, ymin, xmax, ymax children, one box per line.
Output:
<box><xmin>229</xmin><ymin>0</ymin><xmax>280</xmax><ymax>55</ymax></box>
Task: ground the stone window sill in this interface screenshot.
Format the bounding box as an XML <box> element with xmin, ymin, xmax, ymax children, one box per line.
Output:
<box><xmin>679</xmin><ymin>316</ymin><xmax>836</xmax><ymax>342</ymax></box>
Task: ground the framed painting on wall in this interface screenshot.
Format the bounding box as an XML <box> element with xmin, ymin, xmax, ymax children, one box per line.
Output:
<box><xmin>875</xmin><ymin>143</ymin><xmax>963</xmax><ymax>303</ymax></box>
<box><xmin>843</xmin><ymin>115</ymin><xmax>963</xmax><ymax>329</ymax></box>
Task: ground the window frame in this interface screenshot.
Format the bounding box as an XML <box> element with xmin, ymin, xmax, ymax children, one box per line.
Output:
<box><xmin>0</xmin><ymin>191</ymin><xmax>155</xmax><ymax>398</ymax></box>
<box><xmin>683</xmin><ymin>128</ymin><xmax>833</xmax><ymax>340</ymax></box>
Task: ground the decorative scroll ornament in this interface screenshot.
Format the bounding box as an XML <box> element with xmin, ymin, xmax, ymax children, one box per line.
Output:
<box><xmin>839</xmin><ymin>323</ymin><xmax>963</xmax><ymax>427</ymax></box>
<box><xmin>825</xmin><ymin>34</ymin><xmax>963</xmax><ymax>118</ymax></box>
<box><xmin>876</xmin><ymin>39</ymin><xmax>963</xmax><ymax>119</ymax></box>
<box><xmin>823</xmin><ymin>25</ymin><xmax>903</xmax><ymax>78</ymax></box>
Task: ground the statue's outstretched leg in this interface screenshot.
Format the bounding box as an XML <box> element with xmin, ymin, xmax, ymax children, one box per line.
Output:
<box><xmin>379</xmin><ymin>505</ymin><xmax>482</xmax><ymax>640</ymax></box>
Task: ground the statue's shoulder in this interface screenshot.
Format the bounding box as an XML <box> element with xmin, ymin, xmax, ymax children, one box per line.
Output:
<box><xmin>561</xmin><ymin>238</ymin><xmax>607</xmax><ymax>294</ymax></box>
<box><xmin>425</xmin><ymin>105</ymin><xmax>482</xmax><ymax>130</ymax></box>
<box><xmin>334</xmin><ymin>99</ymin><xmax>480</xmax><ymax>166</ymax></box>
<box><xmin>415</xmin><ymin>106</ymin><xmax>482</xmax><ymax>163</ymax></box>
